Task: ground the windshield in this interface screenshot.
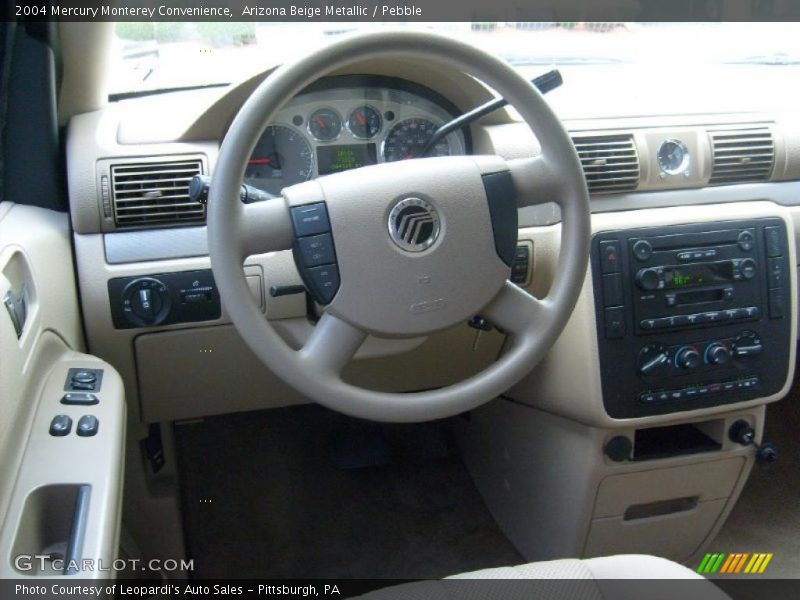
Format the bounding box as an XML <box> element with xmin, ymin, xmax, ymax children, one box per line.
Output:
<box><xmin>109</xmin><ymin>22</ymin><xmax>800</xmax><ymax>115</ymax></box>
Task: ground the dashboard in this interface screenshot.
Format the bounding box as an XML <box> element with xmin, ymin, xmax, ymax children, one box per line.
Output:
<box><xmin>242</xmin><ymin>76</ymin><xmax>469</xmax><ymax>197</ymax></box>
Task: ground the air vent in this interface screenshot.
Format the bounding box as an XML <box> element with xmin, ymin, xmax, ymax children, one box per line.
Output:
<box><xmin>709</xmin><ymin>127</ymin><xmax>774</xmax><ymax>185</ymax></box>
<box><xmin>571</xmin><ymin>134</ymin><xmax>640</xmax><ymax>193</ymax></box>
<box><xmin>110</xmin><ymin>159</ymin><xmax>204</xmax><ymax>227</ymax></box>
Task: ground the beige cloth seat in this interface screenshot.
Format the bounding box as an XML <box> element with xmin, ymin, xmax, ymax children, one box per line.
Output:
<box><xmin>357</xmin><ymin>555</ymin><xmax>730</xmax><ymax>600</ymax></box>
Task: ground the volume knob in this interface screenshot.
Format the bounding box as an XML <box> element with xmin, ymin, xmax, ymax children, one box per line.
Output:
<box><xmin>636</xmin><ymin>268</ymin><xmax>660</xmax><ymax>291</ymax></box>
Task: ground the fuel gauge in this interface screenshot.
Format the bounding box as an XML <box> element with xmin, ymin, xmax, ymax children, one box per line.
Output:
<box><xmin>308</xmin><ymin>108</ymin><xmax>342</xmax><ymax>142</ymax></box>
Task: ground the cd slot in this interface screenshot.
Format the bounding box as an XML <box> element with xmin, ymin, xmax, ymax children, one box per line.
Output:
<box><xmin>644</xmin><ymin>228</ymin><xmax>746</xmax><ymax>251</ymax></box>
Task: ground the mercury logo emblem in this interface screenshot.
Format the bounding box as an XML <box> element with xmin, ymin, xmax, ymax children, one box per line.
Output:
<box><xmin>388</xmin><ymin>197</ymin><xmax>441</xmax><ymax>252</ymax></box>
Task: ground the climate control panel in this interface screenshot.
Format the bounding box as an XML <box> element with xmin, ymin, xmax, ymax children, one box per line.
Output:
<box><xmin>591</xmin><ymin>218</ymin><xmax>791</xmax><ymax>418</ymax></box>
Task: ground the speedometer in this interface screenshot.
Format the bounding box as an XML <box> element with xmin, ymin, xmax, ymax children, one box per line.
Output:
<box><xmin>244</xmin><ymin>125</ymin><xmax>313</xmax><ymax>197</ymax></box>
<box><xmin>382</xmin><ymin>118</ymin><xmax>450</xmax><ymax>162</ymax></box>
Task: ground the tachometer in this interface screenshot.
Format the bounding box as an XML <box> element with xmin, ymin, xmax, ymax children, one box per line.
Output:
<box><xmin>383</xmin><ymin>118</ymin><xmax>450</xmax><ymax>162</ymax></box>
<box><xmin>244</xmin><ymin>125</ymin><xmax>313</xmax><ymax>197</ymax></box>
<box><xmin>347</xmin><ymin>105</ymin><xmax>382</xmax><ymax>140</ymax></box>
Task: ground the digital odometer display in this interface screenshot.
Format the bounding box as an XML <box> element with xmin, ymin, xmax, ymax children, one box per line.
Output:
<box><xmin>317</xmin><ymin>144</ymin><xmax>377</xmax><ymax>175</ymax></box>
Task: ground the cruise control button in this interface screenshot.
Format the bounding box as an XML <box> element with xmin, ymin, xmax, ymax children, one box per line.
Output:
<box><xmin>49</xmin><ymin>415</ymin><xmax>72</xmax><ymax>437</ymax></box>
<box><xmin>290</xmin><ymin>203</ymin><xmax>330</xmax><ymax>237</ymax></box>
<box><xmin>297</xmin><ymin>233</ymin><xmax>336</xmax><ymax>267</ymax></box>
<box><xmin>76</xmin><ymin>415</ymin><xmax>99</xmax><ymax>437</ymax></box>
<box><xmin>306</xmin><ymin>265</ymin><xmax>340</xmax><ymax>305</ymax></box>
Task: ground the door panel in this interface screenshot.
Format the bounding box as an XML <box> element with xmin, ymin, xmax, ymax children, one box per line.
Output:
<box><xmin>0</xmin><ymin>202</ymin><xmax>125</xmax><ymax>578</ymax></box>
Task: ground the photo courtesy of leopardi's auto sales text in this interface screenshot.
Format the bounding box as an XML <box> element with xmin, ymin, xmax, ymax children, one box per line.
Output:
<box><xmin>1</xmin><ymin>0</ymin><xmax>800</xmax><ymax>599</ymax></box>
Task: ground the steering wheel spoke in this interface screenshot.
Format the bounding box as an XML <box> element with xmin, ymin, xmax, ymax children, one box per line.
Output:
<box><xmin>507</xmin><ymin>154</ymin><xmax>570</xmax><ymax>208</ymax></box>
<box><xmin>234</xmin><ymin>198</ymin><xmax>296</xmax><ymax>258</ymax></box>
<box><xmin>299</xmin><ymin>313</ymin><xmax>368</xmax><ymax>376</ymax></box>
<box><xmin>483</xmin><ymin>281</ymin><xmax>550</xmax><ymax>337</ymax></box>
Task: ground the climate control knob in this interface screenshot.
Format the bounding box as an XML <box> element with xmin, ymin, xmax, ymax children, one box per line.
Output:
<box><xmin>675</xmin><ymin>346</ymin><xmax>702</xmax><ymax>370</ymax></box>
<box><xmin>636</xmin><ymin>268</ymin><xmax>661</xmax><ymax>291</ymax></box>
<box><xmin>705</xmin><ymin>343</ymin><xmax>731</xmax><ymax>366</ymax></box>
<box><xmin>638</xmin><ymin>343</ymin><xmax>670</xmax><ymax>377</ymax></box>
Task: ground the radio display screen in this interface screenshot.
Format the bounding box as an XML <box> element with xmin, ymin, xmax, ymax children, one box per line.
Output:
<box><xmin>664</xmin><ymin>261</ymin><xmax>734</xmax><ymax>289</ymax></box>
<box><xmin>317</xmin><ymin>144</ymin><xmax>377</xmax><ymax>175</ymax></box>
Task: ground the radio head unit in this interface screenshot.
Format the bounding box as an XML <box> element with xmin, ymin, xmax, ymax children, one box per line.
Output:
<box><xmin>592</xmin><ymin>218</ymin><xmax>791</xmax><ymax>418</ymax></box>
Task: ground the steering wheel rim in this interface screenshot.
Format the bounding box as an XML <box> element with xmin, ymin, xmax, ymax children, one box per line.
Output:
<box><xmin>208</xmin><ymin>31</ymin><xmax>590</xmax><ymax>423</ymax></box>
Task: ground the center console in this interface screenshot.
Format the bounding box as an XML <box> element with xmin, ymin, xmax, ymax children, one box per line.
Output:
<box><xmin>591</xmin><ymin>218</ymin><xmax>792</xmax><ymax>418</ymax></box>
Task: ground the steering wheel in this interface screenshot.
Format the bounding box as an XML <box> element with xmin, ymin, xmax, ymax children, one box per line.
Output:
<box><xmin>208</xmin><ymin>31</ymin><xmax>590</xmax><ymax>423</ymax></box>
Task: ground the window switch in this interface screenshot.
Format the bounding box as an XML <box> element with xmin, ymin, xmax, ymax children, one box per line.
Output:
<box><xmin>49</xmin><ymin>415</ymin><xmax>72</xmax><ymax>437</ymax></box>
<box><xmin>61</xmin><ymin>393</ymin><xmax>99</xmax><ymax>406</ymax></box>
<box><xmin>76</xmin><ymin>415</ymin><xmax>99</xmax><ymax>437</ymax></box>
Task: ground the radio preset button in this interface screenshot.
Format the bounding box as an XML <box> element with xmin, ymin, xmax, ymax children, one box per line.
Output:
<box><xmin>639</xmin><ymin>318</ymin><xmax>656</xmax><ymax>330</ymax></box>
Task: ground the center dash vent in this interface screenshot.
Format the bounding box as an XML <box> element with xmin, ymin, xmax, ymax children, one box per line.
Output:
<box><xmin>571</xmin><ymin>134</ymin><xmax>640</xmax><ymax>194</ymax></box>
<box><xmin>110</xmin><ymin>159</ymin><xmax>204</xmax><ymax>227</ymax></box>
<box><xmin>709</xmin><ymin>127</ymin><xmax>774</xmax><ymax>185</ymax></box>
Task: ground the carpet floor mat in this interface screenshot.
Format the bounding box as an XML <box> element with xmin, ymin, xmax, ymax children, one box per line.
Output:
<box><xmin>174</xmin><ymin>404</ymin><xmax>522</xmax><ymax>579</ymax></box>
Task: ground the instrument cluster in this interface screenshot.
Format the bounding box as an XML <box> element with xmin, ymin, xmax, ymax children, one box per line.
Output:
<box><xmin>242</xmin><ymin>77</ymin><xmax>468</xmax><ymax>197</ymax></box>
